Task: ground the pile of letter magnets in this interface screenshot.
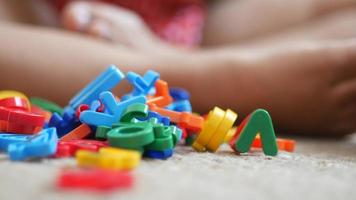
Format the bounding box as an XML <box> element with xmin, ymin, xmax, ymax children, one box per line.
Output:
<box><xmin>0</xmin><ymin>65</ymin><xmax>295</xmax><ymax>191</ymax></box>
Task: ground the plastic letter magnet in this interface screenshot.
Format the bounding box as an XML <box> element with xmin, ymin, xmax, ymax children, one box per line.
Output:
<box><xmin>192</xmin><ymin>107</ymin><xmax>225</xmax><ymax>152</ymax></box>
<box><xmin>107</xmin><ymin>122</ymin><xmax>154</xmax><ymax>151</ymax></box>
<box><xmin>144</xmin><ymin>149</ymin><xmax>173</xmax><ymax>160</ymax></box>
<box><xmin>122</xmin><ymin>70</ymin><xmax>160</xmax><ymax>99</ymax></box>
<box><xmin>76</xmin><ymin>147</ymin><xmax>141</xmax><ymax>170</ymax></box>
<box><xmin>0</xmin><ymin>97</ymin><xmax>30</xmax><ymax>111</ymax></box>
<box><xmin>252</xmin><ymin>137</ymin><xmax>296</xmax><ymax>152</ymax></box>
<box><xmin>95</xmin><ymin>126</ymin><xmax>111</xmax><ymax>139</ymax></box>
<box><xmin>169</xmin><ymin>87</ymin><xmax>190</xmax><ymax>101</ymax></box>
<box><xmin>55</xmin><ymin>140</ymin><xmax>108</xmax><ymax>158</ymax></box>
<box><xmin>68</xmin><ymin>65</ymin><xmax>125</xmax><ymax>110</ymax></box>
<box><xmin>120</xmin><ymin>103</ymin><xmax>149</xmax><ymax>122</ymax></box>
<box><xmin>150</xmin><ymin>104</ymin><xmax>203</xmax><ymax>131</ymax></box>
<box><xmin>48</xmin><ymin>108</ymin><xmax>80</xmax><ymax>137</ymax></box>
<box><xmin>80</xmin><ymin>91</ymin><xmax>146</xmax><ymax>127</ymax></box>
<box><xmin>60</xmin><ymin>124</ymin><xmax>92</xmax><ymax>141</ymax></box>
<box><xmin>99</xmin><ymin>147</ymin><xmax>141</xmax><ymax>170</ymax></box>
<box><xmin>167</xmin><ymin>100</ymin><xmax>192</xmax><ymax>112</ymax></box>
<box><xmin>30</xmin><ymin>97</ymin><xmax>63</xmax><ymax>114</ymax></box>
<box><xmin>0</xmin><ymin>106</ymin><xmax>45</xmax><ymax>134</ymax></box>
<box><xmin>7</xmin><ymin>128</ymin><xmax>58</xmax><ymax>161</ymax></box>
<box><xmin>0</xmin><ymin>90</ymin><xmax>29</xmax><ymax>102</ymax></box>
<box><xmin>56</xmin><ymin>168</ymin><xmax>133</xmax><ymax>191</ymax></box>
<box><xmin>0</xmin><ymin>133</ymin><xmax>32</xmax><ymax>151</ymax></box>
<box><xmin>229</xmin><ymin>109</ymin><xmax>278</xmax><ymax>156</ymax></box>
<box><xmin>147</xmin><ymin>80</ymin><xmax>173</xmax><ymax>107</ymax></box>
<box><xmin>138</xmin><ymin>111</ymin><xmax>170</xmax><ymax>126</ymax></box>
<box><xmin>206</xmin><ymin>109</ymin><xmax>237</xmax><ymax>152</ymax></box>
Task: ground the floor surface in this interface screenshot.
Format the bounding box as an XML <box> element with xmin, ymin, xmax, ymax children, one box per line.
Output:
<box><xmin>1</xmin><ymin>134</ymin><xmax>356</xmax><ymax>200</ymax></box>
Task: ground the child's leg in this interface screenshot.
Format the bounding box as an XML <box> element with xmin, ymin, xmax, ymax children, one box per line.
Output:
<box><xmin>0</xmin><ymin>0</ymin><xmax>60</xmax><ymax>26</ymax></box>
<box><xmin>215</xmin><ymin>40</ymin><xmax>356</xmax><ymax>137</ymax></box>
<box><xmin>2</xmin><ymin>21</ymin><xmax>356</xmax><ymax>136</ymax></box>
<box><xmin>238</xmin><ymin>7</ymin><xmax>356</xmax><ymax>47</ymax></box>
<box><xmin>0</xmin><ymin>21</ymin><xmax>210</xmax><ymax>104</ymax></box>
<box><xmin>203</xmin><ymin>0</ymin><xmax>356</xmax><ymax>46</ymax></box>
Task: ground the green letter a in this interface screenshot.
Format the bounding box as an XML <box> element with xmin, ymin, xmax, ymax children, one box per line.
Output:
<box><xmin>230</xmin><ymin>109</ymin><xmax>278</xmax><ymax>156</ymax></box>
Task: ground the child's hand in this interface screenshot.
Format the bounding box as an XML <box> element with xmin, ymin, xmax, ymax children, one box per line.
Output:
<box><xmin>61</xmin><ymin>1</ymin><xmax>173</xmax><ymax>52</ymax></box>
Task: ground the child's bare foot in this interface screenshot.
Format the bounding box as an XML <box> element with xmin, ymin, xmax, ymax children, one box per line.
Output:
<box><xmin>61</xmin><ymin>1</ymin><xmax>174</xmax><ymax>52</ymax></box>
<box><xmin>238</xmin><ymin>40</ymin><xmax>356</xmax><ymax>137</ymax></box>
<box><xmin>189</xmin><ymin>40</ymin><xmax>356</xmax><ymax>137</ymax></box>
